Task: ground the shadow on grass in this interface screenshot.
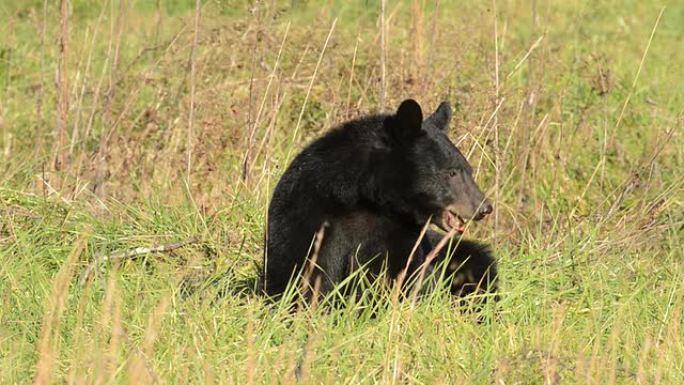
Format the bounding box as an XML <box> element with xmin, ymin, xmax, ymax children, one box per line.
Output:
<box><xmin>178</xmin><ymin>260</ymin><xmax>264</xmax><ymax>303</ymax></box>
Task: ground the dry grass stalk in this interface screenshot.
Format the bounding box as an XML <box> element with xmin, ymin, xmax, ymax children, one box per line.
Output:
<box><xmin>392</xmin><ymin>218</ymin><xmax>431</xmax><ymax>303</ymax></box>
<box><xmin>69</xmin><ymin>3</ymin><xmax>107</xmax><ymax>158</ymax></box>
<box><xmin>66</xmin><ymin>281</ymin><xmax>94</xmax><ymax>385</ymax></box>
<box><xmin>379</xmin><ymin>0</ymin><xmax>387</xmax><ymax>110</ymax></box>
<box><xmin>294</xmin><ymin>326</ymin><xmax>319</xmax><ymax>384</ymax></box>
<box><xmin>345</xmin><ymin>35</ymin><xmax>360</xmax><ymax>117</ymax></box>
<box><xmin>154</xmin><ymin>0</ymin><xmax>163</xmax><ymax>44</ymax></box>
<box><xmin>242</xmin><ymin>23</ymin><xmax>290</xmax><ymax>183</ymax></box>
<box><xmin>613</xmin><ymin>7</ymin><xmax>665</xmax><ymax>135</ymax></box>
<box><xmin>300</xmin><ymin>222</ymin><xmax>328</xmax><ymax>301</ymax></box>
<box><xmin>37</xmin><ymin>0</ymin><xmax>48</xmax><ymax>140</ymax></box>
<box><xmin>286</xmin><ymin>18</ymin><xmax>337</xmax><ymax>163</ymax></box>
<box><xmin>423</xmin><ymin>0</ymin><xmax>440</xmax><ymax>86</ymax></box>
<box><xmin>252</xmin><ymin>88</ymin><xmax>286</xmax><ymax>177</ymax></box>
<box><xmin>244</xmin><ymin>310</ymin><xmax>256</xmax><ymax>385</ymax></box>
<box><xmin>34</xmin><ymin>236</ymin><xmax>86</xmax><ymax>385</ymax></box>
<box><xmin>410</xmin><ymin>0</ymin><xmax>424</xmax><ymax>83</ymax></box>
<box><xmin>126</xmin><ymin>297</ymin><xmax>170</xmax><ymax>384</ymax></box>
<box><xmin>187</xmin><ymin>0</ymin><xmax>202</xmax><ymax>183</ymax></box>
<box><xmin>408</xmin><ymin>226</ymin><xmax>458</xmax><ymax>305</ymax></box>
<box><xmin>492</xmin><ymin>0</ymin><xmax>501</xmax><ymax>240</ymax></box>
<box><xmin>93</xmin><ymin>0</ymin><xmax>126</xmax><ymax>198</ymax></box>
<box><xmin>55</xmin><ymin>0</ymin><xmax>70</xmax><ymax>185</ymax></box>
<box><xmin>93</xmin><ymin>266</ymin><xmax>121</xmax><ymax>385</ymax></box>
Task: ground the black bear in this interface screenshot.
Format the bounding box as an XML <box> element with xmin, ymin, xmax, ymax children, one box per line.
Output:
<box><xmin>264</xmin><ymin>99</ymin><xmax>496</xmax><ymax>302</ymax></box>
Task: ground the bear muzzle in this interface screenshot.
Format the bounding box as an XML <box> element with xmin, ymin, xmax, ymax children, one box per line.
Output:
<box><xmin>439</xmin><ymin>199</ymin><xmax>493</xmax><ymax>233</ymax></box>
<box><xmin>440</xmin><ymin>209</ymin><xmax>466</xmax><ymax>233</ymax></box>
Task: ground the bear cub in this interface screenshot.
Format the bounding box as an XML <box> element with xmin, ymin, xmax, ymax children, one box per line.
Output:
<box><xmin>264</xmin><ymin>99</ymin><xmax>497</xmax><ymax>302</ymax></box>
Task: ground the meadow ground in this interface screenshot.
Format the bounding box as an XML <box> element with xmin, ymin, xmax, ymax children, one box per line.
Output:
<box><xmin>0</xmin><ymin>0</ymin><xmax>683</xmax><ymax>383</ymax></box>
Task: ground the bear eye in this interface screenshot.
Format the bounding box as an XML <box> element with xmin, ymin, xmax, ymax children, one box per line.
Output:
<box><xmin>448</xmin><ymin>169</ymin><xmax>458</xmax><ymax>177</ymax></box>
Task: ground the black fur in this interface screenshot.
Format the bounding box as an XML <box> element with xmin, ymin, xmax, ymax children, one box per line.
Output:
<box><xmin>264</xmin><ymin>99</ymin><xmax>496</xmax><ymax>302</ymax></box>
<box><xmin>417</xmin><ymin>234</ymin><xmax>498</xmax><ymax>302</ymax></box>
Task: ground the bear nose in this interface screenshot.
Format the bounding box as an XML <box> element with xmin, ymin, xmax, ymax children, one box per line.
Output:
<box><xmin>480</xmin><ymin>201</ymin><xmax>493</xmax><ymax>216</ymax></box>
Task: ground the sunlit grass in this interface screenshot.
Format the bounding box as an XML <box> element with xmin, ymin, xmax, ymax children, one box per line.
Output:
<box><xmin>1</xmin><ymin>0</ymin><xmax>682</xmax><ymax>383</ymax></box>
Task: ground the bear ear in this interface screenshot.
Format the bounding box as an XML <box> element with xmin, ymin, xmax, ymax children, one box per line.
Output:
<box><xmin>386</xmin><ymin>99</ymin><xmax>424</xmax><ymax>142</ymax></box>
<box><xmin>425</xmin><ymin>101</ymin><xmax>452</xmax><ymax>131</ymax></box>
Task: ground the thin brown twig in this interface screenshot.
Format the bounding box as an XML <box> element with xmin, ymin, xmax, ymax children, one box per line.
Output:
<box><xmin>379</xmin><ymin>0</ymin><xmax>387</xmax><ymax>110</ymax></box>
<box><xmin>187</xmin><ymin>0</ymin><xmax>202</xmax><ymax>183</ymax></box>
<box><xmin>423</xmin><ymin>0</ymin><xmax>440</xmax><ymax>86</ymax></box>
<box><xmin>93</xmin><ymin>0</ymin><xmax>126</xmax><ymax>198</ymax></box>
<box><xmin>55</xmin><ymin>0</ymin><xmax>70</xmax><ymax>184</ymax></box>
<box><xmin>300</xmin><ymin>222</ymin><xmax>328</xmax><ymax>300</ymax></box>
<box><xmin>79</xmin><ymin>236</ymin><xmax>201</xmax><ymax>286</ymax></box>
<box><xmin>243</xmin><ymin>42</ymin><xmax>257</xmax><ymax>183</ymax></box>
<box><xmin>407</xmin><ymin>227</ymin><xmax>458</xmax><ymax>305</ymax></box>
<box><xmin>242</xmin><ymin>22</ymin><xmax>290</xmax><ymax>182</ymax></box>
<box><xmin>252</xmin><ymin>88</ymin><xmax>286</xmax><ymax>177</ymax></box>
<box><xmin>613</xmin><ymin>7</ymin><xmax>665</xmax><ymax>135</ymax></box>
<box><xmin>37</xmin><ymin>0</ymin><xmax>48</xmax><ymax>144</ymax></box>
<box><xmin>345</xmin><ymin>35</ymin><xmax>359</xmax><ymax>118</ymax></box>
<box><xmin>70</xmin><ymin>2</ymin><xmax>108</xmax><ymax>157</ymax></box>
<box><xmin>410</xmin><ymin>0</ymin><xmax>424</xmax><ymax>84</ymax></box>
<box><xmin>493</xmin><ymin>0</ymin><xmax>501</xmax><ymax>244</ymax></box>
<box><xmin>406</xmin><ymin>199</ymin><xmax>500</xmax><ymax>305</ymax></box>
<box><xmin>285</xmin><ymin>18</ymin><xmax>337</xmax><ymax>164</ymax></box>
<box><xmin>392</xmin><ymin>218</ymin><xmax>431</xmax><ymax>302</ymax></box>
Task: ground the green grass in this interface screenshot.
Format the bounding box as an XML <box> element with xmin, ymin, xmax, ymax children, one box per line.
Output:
<box><xmin>1</xmin><ymin>0</ymin><xmax>683</xmax><ymax>383</ymax></box>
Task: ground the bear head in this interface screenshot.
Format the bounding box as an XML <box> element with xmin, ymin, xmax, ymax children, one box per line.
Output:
<box><xmin>380</xmin><ymin>99</ymin><xmax>492</xmax><ymax>233</ymax></box>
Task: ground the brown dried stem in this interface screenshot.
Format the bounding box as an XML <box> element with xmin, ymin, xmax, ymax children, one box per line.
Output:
<box><xmin>79</xmin><ymin>236</ymin><xmax>200</xmax><ymax>286</ymax></box>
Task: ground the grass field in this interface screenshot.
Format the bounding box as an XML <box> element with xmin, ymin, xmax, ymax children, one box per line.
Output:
<box><xmin>1</xmin><ymin>0</ymin><xmax>683</xmax><ymax>383</ymax></box>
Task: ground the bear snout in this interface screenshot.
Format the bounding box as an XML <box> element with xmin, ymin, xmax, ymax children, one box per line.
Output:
<box><xmin>474</xmin><ymin>200</ymin><xmax>493</xmax><ymax>220</ymax></box>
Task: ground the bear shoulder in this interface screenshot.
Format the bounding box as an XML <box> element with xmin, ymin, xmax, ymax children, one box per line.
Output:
<box><xmin>276</xmin><ymin>114</ymin><xmax>391</xmax><ymax>206</ymax></box>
